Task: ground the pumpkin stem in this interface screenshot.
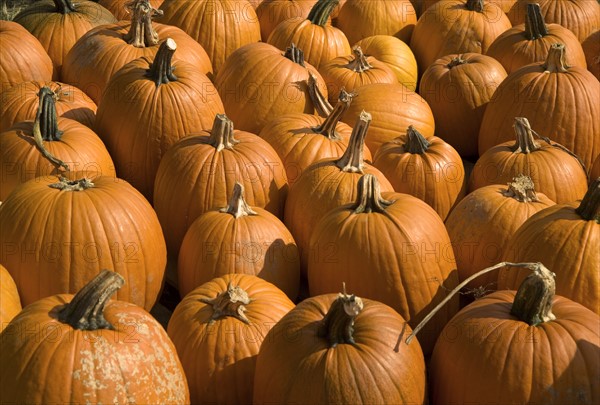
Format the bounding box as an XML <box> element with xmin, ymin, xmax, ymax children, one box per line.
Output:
<box><xmin>405</xmin><ymin>261</ymin><xmax>550</xmax><ymax>344</ymax></box>
<box><xmin>319</xmin><ymin>283</ymin><xmax>364</xmax><ymax>347</ymax></box>
<box><xmin>54</xmin><ymin>0</ymin><xmax>76</xmax><ymax>13</ymax></box>
<box><xmin>351</xmin><ymin>174</ymin><xmax>395</xmax><ymax>214</ymax></box>
<box><xmin>200</xmin><ymin>282</ymin><xmax>252</xmax><ymax>324</ymax></box>
<box><xmin>335</xmin><ymin>110</ymin><xmax>371</xmax><ymax>173</ymax></box>
<box><xmin>219</xmin><ymin>182</ymin><xmax>258</xmax><ymax>218</ymax></box>
<box><xmin>404</xmin><ymin>126</ymin><xmax>431</xmax><ymax>154</ymax></box>
<box><xmin>307</xmin><ymin>0</ymin><xmax>338</xmax><ymax>26</ymax></box>
<box><xmin>447</xmin><ymin>55</ymin><xmax>468</xmax><ymax>69</ymax></box>
<box><xmin>511</xmin><ymin>117</ymin><xmax>540</xmax><ymax>153</ymax></box>
<box><xmin>465</xmin><ymin>0</ymin><xmax>485</xmax><ymax>12</ymax></box>
<box><xmin>208</xmin><ymin>114</ymin><xmax>240</xmax><ymax>152</ymax></box>
<box><xmin>58</xmin><ymin>270</ymin><xmax>124</xmax><ymax>330</ymax></box>
<box><xmin>48</xmin><ymin>176</ymin><xmax>95</xmax><ymax>191</ymax></box>
<box><xmin>524</xmin><ymin>3</ymin><xmax>549</xmax><ymax>40</ymax></box>
<box><xmin>501</xmin><ymin>174</ymin><xmax>540</xmax><ymax>203</ymax></box>
<box><xmin>146</xmin><ymin>38</ymin><xmax>178</xmax><ymax>87</ymax></box>
<box><xmin>124</xmin><ymin>0</ymin><xmax>163</xmax><ymax>48</ymax></box>
<box><xmin>346</xmin><ymin>46</ymin><xmax>373</xmax><ymax>73</ymax></box>
<box><xmin>307</xmin><ymin>72</ymin><xmax>333</xmax><ymax>117</ymax></box>
<box><xmin>313</xmin><ymin>89</ymin><xmax>355</xmax><ymax>140</ymax></box>
<box><xmin>575</xmin><ymin>178</ymin><xmax>600</xmax><ymax>222</ymax></box>
<box><xmin>544</xmin><ymin>43</ymin><xmax>569</xmax><ymax>73</ymax></box>
<box><xmin>510</xmin><ymin>264</ymin><xmax>556</xmax><ymax>326</ymax></box>
<box><xmin>284</xmin><ymin>43</ymin><xmax>305</xmax><ymax>67</ymax></box>
<box><xmin>32</xmin><ymin>88</ymin><xmax>69</xmax><ymax>171</ymax></box>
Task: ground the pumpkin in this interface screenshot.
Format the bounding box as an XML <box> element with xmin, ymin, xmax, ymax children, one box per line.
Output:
<box><xmin>318</xmin><ymin>46</ymin><xmax>397</xmax><ymax>104</ymax></box>
<box><xmin>373</xmin><ymin>126</ymin><xmax>465</xmax><ymax>220</ymax></box>
<box><xmin>430</xmin><ymin>263</ymin><xmax>600</xmax><ymax>404</ymax></box>
<box><xmin>62</xmin><ymin>0</ymin><xmax>212</xmax><ymax>103</ymax></box>
<box><xmin>267</xmin><ymin>0</ymin><xmax>350</xmax><ymax>69</ymax></box>
<box><xmin>592</xmin><ymin>154</ymin><xmax>600</xmax><ymax>183</ymax></box>
<box><xmin>471</xmin><ymin>117</ymin><xmax>588</xmax><ymax>204</ymax></box>
<box><xmin>582</xmin><ymin>30</ymin><xmax>600</xmax><ymax>80</ymax></box>
<box><xmin>215</xmin><ymin>42</ymin><xmax>328</xmax><ymax>135</ymax></box>
<box><xmin>0</xmin><ymin>265</ymin><xmax>21</xmax><ymax>333</ymax></box>
<box><xmin>354</xmin><ymin>35</ymin><xmax>418</xmax><ymax>91</ymax></box>
<box><xmin>410</xmin><ymin>0</ymin><xmax>512</xmax><ymax>75</ymax></box>
<box><xmin>168</xmin><ymin>274</ymin><xmax>295</xmax><ymax>404</ymax></box>
<box><xmin>340</xmin><ymin>83</ymin><xmax>435</xmax><ymax>154</ymax></box>
<box><xmin>253</xmin><ymin>288</ymin><xmax>427</xmax><ymax>404</ymax></box>
<box><xmin>487</xmin><ymin>3</ymin><xmax>587</xmax><ymax>74</ymax></box>
<box><xmin>0</xmin><ymin>87</ymin><xmax>115</xmax><ymax>201</ymax></box>
<box><xmin>0</xmin><ymin>81</ymin><xmax>96</xmax><ymax>132</ymax></box>
<box><xmin>13</xmin><ymin>0</ymin><xmax>117</xmax><ymax>80</ymax></box>
<box><xmin>154</xmin><ymin>114</ymin><xmax>288</xmax><ymax>257</ymax></box>
<box><xmin>0</xmin><ymin>20</ymin><xmax>53</xmax><ymax>87</ymax></box>
<box><xmin>445</xmin><ymin>175</ymin><xmax>555</xmax><ymax>293</ymax></box>
<box><xmin>99</xmin><ymin>0</ymin><xmax>164</xmax><ymax>20</ymax></box>
<box><xmin>419</xmin><ymin>53</ymin><xmax>508</xmax><ymax>158</ymax></box>
<box><xmin>256</xmin><ymin>0</ymin><xmax>317</xmax><ymax>42</ymax></box>
<box><xmin>178</xmin><ymin>183</ymin><xmax>300</xmax><ymax>299</ymax></box>
<box><xmin>418</xmin><ymin>0</ymin><xmax>518</xmax><ymax>15</ymax></box>
<box><xmin>0</xmin><ymin>174</ymin><xmax>167</xmax><ymax>310</ymax></box>
<box><xmin>158</xmin><ymin>0</ymin><xmax>261</xmax><ymax>74</ymax></box>
<box><xmin>478</xmin><ymin>43</ymin><xmax>600</xmax><ymax>171</ymax></box>
<box><xmin>497</xmin><ymin>179</ymin><xmax>600</xmax><ymax>315</ymax></box>
<box><xmin>507</xmin><ymin>0</ymin><xmax>600</xmax><ymax>43</ymax></box>
<box><xmin>95</xmin><ymin>38</ymin><xmax>224</xmax><ymax>201</ymax></box>
<box><xmin>336</xmin><ymin>0</ymin><xmax>417</xmax><ymax>45</ymax></box>
<box><xmin>0</xmin><ymin>271</ymin><xmax>189</xmax><ymax>404</ymax></box>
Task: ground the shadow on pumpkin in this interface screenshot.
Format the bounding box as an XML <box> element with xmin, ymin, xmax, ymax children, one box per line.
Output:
<box><xmin>257</xmin><ymin>238</ymin><xmax>300</xmax><ymax>302</ymax></box>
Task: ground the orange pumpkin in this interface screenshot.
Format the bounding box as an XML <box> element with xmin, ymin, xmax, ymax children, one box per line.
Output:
<box><xmin>168</xmin><ymin>274</ymin><xmax>295</xmax><ymax>404</ymax></box>
<box><xmin>0</xmin><ymin>271</ymin><xmax>189</xmax><ymax>404</ymax></box>
<box><xmin>0</xmin><ymin>174</ymin><xmax>167</xmax><ymax>310</ymax></box>
<box><xmin>256</xmin><ymin>0</ymin><xmax>317</xmax><ymax>42</ymax></box>
<box><xmin>592</xmin><ymin>154</ymin><xmax>600</xmax><ymax>182</ymax></box>
<box><xmin>418</xmin><ymin>0</ymin><xmax>517</xmax><ymax>14</ymax></box>
<box><xmin>99</xmin><ymin>0</ymin><xmax>164</xmax><ymax>20</ymax></box>
<box><xmin>582</xmin><ymin>30</ymin><xmax>600</xmax><ymax>80</ymax></box>
<box><xmin>0</xmin><ymin>265</ymin><xmax>21</xmax><ymax>333</ymax></box>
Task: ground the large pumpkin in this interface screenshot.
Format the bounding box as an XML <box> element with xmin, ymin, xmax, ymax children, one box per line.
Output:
<box><xmin>418</xmin><ymin>0</ymin><xmax>518</xmax><ymax>14</ymax></box>
<box><xmin>154</xmin><ymin>114</ymin><xmax>288</xmax><ymax>257</ymax></box>
<box><xmin>479</xmin><ymin>43</ymin><xmax>600</xmax><ymax>171</ymax></box>
<box><xmin>419</xmin><ymin>53</ymin><xmax>507</xmax><ymax>158</ymax></box>
<box><xmin>95</xmin><ymin>38</ymin><xmax>224</xmax><ymax>200</ymax></box>
<box><xmin>99</xmin><ymin>0</ymin><xmax>164</xmax><ymax>20</ymax></box>
<box><xmin>253</xmin><ymin>288</ymin><xmax>427</xmax><ymax>404</ymax></box>
<box><xmin>0</xmin><ymin>174</ymin><xmax>167</xmax><ymax>310</ymax></box>
<box><xmin>0</xmin><ymin>265</ymin><xmax>21</xmax><ymax>332</ymax></box>
<box><xmin>256</xmin><ymin>0</ymin><xmax>317</xmax><ymax>41</ymax></box>
<box><xmin>0</xmin><ymin>271</ymin><xmax>189</xmax><ymax>404</ymax></box>
<box><xmin>13</xmin><ymin>0</ymin><xmax>117</xmax><ymax>79</ymax></box>
<box><xmin>582</xmin><ymin>30</ymin><xmax>600</xmax><ymax>80</ymax></box>
<box><xmin>168</xmin><ymin>274</ymin><xmax>295</xmax><ymax>404</ymax></box>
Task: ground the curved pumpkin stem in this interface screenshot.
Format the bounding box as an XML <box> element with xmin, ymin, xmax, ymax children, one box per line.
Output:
<box><xmin>58</xmin><ymin>270</ymin><xmax>125</xmax><ymax>330</ymax></box>
<box><xmin>208</xmin><ymin>114</ymin><xmax>240</xmax><ymax>152</ymax></box>
<box><xmin>544</xmin><ymin>43</ymin><xmax>569</xmax><ymax>73</ymax></box>
<box><xmin>346</xmin><ymin>46</ymin><xmax>372</xmax><ymax>73</ymax></box>
<box><xmin>524</xmin><ymin>3</ymin><xmax>549</xmax><ymax>40</ymax></box>
<box><xmin>575</xmin><ymin>178</ymin><xmax>600</xmax><ymax>222</ymax></box>
<box><xmin>48</xmin><ymin>176</ymin><xmax>94</xmax><ymax>191</ymax></box>
<box><xmin>284</xmin><ymin>43</ymin><xmax>305</xmax><ymax>67</ymax></box>
<box><xmin>465</xmin><ymin>0</ymin><xmax>485</xmax><ymax>12</ymax></box>
<box><xmin>352</xmin><ymin>174</ymin><xmax>395</xmax><ymax>214</ymax></box>
<box><xmin>307</xmin><ymin>0</ymin><xmax>338</xmax><ymax>26</ymax></box>
<box><xmin>124</xmin><ymin>0</ymin><xmax>163</xmax><ymax>48</ymax></box>
<box><xmin>404</xmin><ymin>126</ymin><xmax>431</xmax><ymax>154</ymax></box>
<box><xmin>32</xmin><ymin>88</ymin><xmax>69</xmax><ymax>171</ymax></box>
<box><xmin>307</xmin><ymin>72</ymin><xmax>333</xmax><ymax>117</ymax></box>
<box><xmin>319</xmin><ymin>283</ymin><xmax>364</xmax><ymax>347</ymax></box>
<box><xmin>501</xmin><ymin>174</ymin><xmax>539</xmax><ymax>203</ymax></box>
<box><xmin>511</xmin><ymin>264</ymin><xmax>556</xmax><ymax>326</ymax></box>
<box><xmin>200</xmin><ymin>282</ymin><xmax>252</xmax><ymax>324</ymax></box>
<box><xmin>313</xmin><ymin>89</ymin><xmax>355</xmax><ymax>140</ymax></box>
<box><xmin>335</xmin><ymin>110</ymin><xmax>371</xmax><ymax>173</ymax></box>
<box><xmin>146</xmin><ymin>38</ymin><xmax>178</xmax><ymax>87</ymax></box>
<box><xmin>54</xmin><ymin>0</ymin><xmax>76</xmax><ymax>14</ymax></box>
<box><xmin>511</xmin><ymin>117</ymin><xmax>540</xmax><ymax>153</ymax></box>
<box><xmin>447</xmin><ymin>55</ymin><xmax>468</xmax><ymax>69</ymax></box>
<box><xmin>220</xmin><ymin>182</ymin><xmax>258</xmax><ymax>218</ymax></box>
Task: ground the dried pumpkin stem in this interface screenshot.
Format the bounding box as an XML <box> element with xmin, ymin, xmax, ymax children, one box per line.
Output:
<box><xmin>511</xmin><ymin>117</ymin><xmax>540</xmax><ymax>153</ymax></box>
<box><xmin>284</xmin><ymin>43</ymin><xmax>305</xmax><ymax>67</ymax></box>
<box><xmin>48</xmin><ymin>176</ymin><xmax>94</xmax><ymax>191</ymax></box>
<box><xmin>146</xmin><ymin>38</ymin><xmax>178</xmax><ymax>87</ymax></box>
<box><xmin>319</xmin><ymin>283</ymin><xmax>364</xmax><ymax>347</ymax></box>
<box><xmin>501</xmin><ymin>174</ymin><xmax>539</xmax><ymax>203</ymax></box>
<box><xmin>510</xmin><ymin>264</ymin><xmax>556</xmax><ymax>326</ymax></box>
<box><xmin>335</xmin><ymin>110</ymin><xmax>371</xmax><ymax>173</ymax></box>
<box><xmin>307</xmin><ymin>0</ymin><xmax>338</xmax><ymax>26</ymax></box>
<box><xmin>524</xmin><ymin>3</ymin><xmax>548</xmax><ymax>40</ymax></box>
<box><xmin>220</xmin><ymin>182</ymin><xmax>258</xmax><ymax>218</ymax></box>
<box><xmin>58</xmin><ymin>270</ymin><xmax>125</xmax><ymax>330</ymax></box>
<box><xmin>352</xmin><ymin>174</ymin><xmax>394</xmax><ymax>214</ymax></box>
<box><xmin>124</xmin><ymin>0</ymin><xmax>163</xmax><ymax>48</ymax></box>
<box><xmin>200</xmin><ymin>282</ymin><xmax>252</xmax><ymax>324</ymax></box>
<box><xmin>465</xmin><ymin>0</ymin><xmax>485</xmax><ymax>12</ymax></box>
<box><xmin>307</xmin><ymin>72</ymin><xmax>333</xmax><ymax>117</ymax></box>
<box><xmin>575</xmin><ymin>178</ymin><xmax>600</xmax><ymax>222</ymax></box>
<box><xmin>313</xmin><ymin>89</ymin><xmax>355</xmax><ymax>140</ymax></box>
<box><xmin>347</xmin><ymin>46</ymin><xmax>373</xmax><ymax>73</ymax></box>
<box><xmin>208</xmin><ymin>114</ymin><xmax>239</xmax><ymax>152</ymax></box>
<box><xmin>33</xmin><ymin>88</ymin><xmax>69</xmax><ymax>171</ymax></box>
<box><xmin>54</xmin><ymin>0</ymin><xmax>76</xmax><ymax>14</ymax></box>
<box><xmin>544</xmin><ymin>43</ymin><xmax>569</xmax><ymax>73</ymax></box>
<box><xmin>446</xmin><ymin>56</ymin><xmax>468</xmax><ymax>69</ymax></box>
<box><xmin>404</xmin><ymin>126</ymin><xmax>430</xmax><ymax>154</ymax></box>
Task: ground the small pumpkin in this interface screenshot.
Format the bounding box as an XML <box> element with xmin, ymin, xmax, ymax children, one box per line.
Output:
<box><xmin>99</xmin><ymin>0</ymin><xmax>164</xmax><ymax>20</ymax></box>
<box><xmin>582</xmin><ymin>30</ymin><xmax>600</xmax><ymax>80</ymax></box>
<box><xmin>0</xmin><ymin>265</ymin><xmax>21</xmax><ymax>333</ymax></box>
<box><xmin>256</xmin><ymin>0</ymin><xmax>317</xmax><ymax>42</ymax></box>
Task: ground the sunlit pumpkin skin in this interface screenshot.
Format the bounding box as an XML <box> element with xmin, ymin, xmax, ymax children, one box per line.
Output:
<box><xmin>0</xmin><ymin>81</ymin><xmax>96</xmax><ymax>132</ymax></box>
<box><xmin>158</xmin><ymin>0</ymin><xmax>261</xmax><ymax>74</ymax></box>
<box><xmin>0</xmin><ymin>174</ymin><xmax>167</xmax><ymax>310</ymax></box>
<box><xmin>0</xmin><ymin>21</ymin><xmax>53</xmax><ymax>87</ymax></box>
<box><xmin>215</xmin><ymin>42</ymin><xmax>328</xmax><ymax>135</ymax></box>
<box><xmin>373</xmin><ymin>127</ymin><xmax>465</xmax><ymax>220</ymax></box>
<box><xmin>498</xmin><ymin>180</ymin><xmax>600</xmax><ymax>315</ymax></box>
<box><xmin>99</xmin><ymin>0</ymin><xmax>164</xmax><ymax>20</ymax></box>
<box><xmin>445</xmin><ymin>177</ymin><xmax>555</xmax><ymax>291</ymax></box>
<box><xmin>507</xmin><ymin>0</ymin><xmax>600</xmax><ymax>43</ymax></box>
<box><xmin>340</xmin><ymin>82</ymin><xmax>435</xmax><ymax>154</ymax></box>
<box><xmin>178</xmin><ymin>183</ymin><xmax>300</xmax><ymax>299</ymax></box>
<box><xmin>419</xmin><ymin>0</ymin><xmax>517</xmax><ymax>14</ymax></box>
<box><xmin>154</xmin><ymin>114</ymin><xmax>288</xmax><ymax>258</ymax></box>
<box><xmin>336</xmin><ymin>0</ymin><xmax>417</xmax><ymax>45</ymax></box>
<box><xmin>0</xmin><ymin>264</ymin><xmax>21</xmax><ymax>333</ymax></box>
<box><xmin>410</xmin><ymin>0</ymin><xmax>512</xmax><ymax>75</ymax></box>
<box><xmin>419</xmin><ymin>53</ymin><xmax>507</xmax><ymax>158</ymax></box>
<box><xmin>95</xmin><ymin>39</ymin><xmax>224</xmax><ymax>201</ymax></box>
<box><xmin>0</xmin><ymin>271</ymin><xmax>189</xmax><ymax>404</ymax></box>
<box><xmin>354</xmin><ymin>35</ymin><xmax>418</xmax><ymax>91</ymax></box>
<box><xmin>479</xmin><ymin>44</ymin><xmax>600</xmax><ymax>171</ymax></box>
<box><xmin>62</xmin><ymin>0</ymin><xmax>212</xmax><ymax>104</ymax></box>
<box><xmin>168</xmin><ymin>274</ymin><xmax>295</xmax><ymax>404</ymax></box>
<box><xmin>13</xmin><ymin>0</ymin><xmax>117</xmax><ymax>80</ymax></box>
<box><xmin>256</xmin><ymin>0</ymin><xmax>317</xmax><ymax>41</ymax></box>
<box><xmin>487</xmin><ymin>3</ymin><xmax>587</xmax><ymax>74</ymax></box>
<box><xmin>253</xmin><ymin>291</ymin><xmax>427</xmax><ymax>404</ymax></box>
<box><xmin>582</xmin><ymin>30</ymin><xmax>600</xmax><ymax>80</ymax></box>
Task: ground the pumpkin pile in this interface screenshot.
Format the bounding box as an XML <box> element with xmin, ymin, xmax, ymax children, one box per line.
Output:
<box><xmin>1</xmin><ymin>0</ymin><xmax>599</xmax><ymax>403</ymax></box>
